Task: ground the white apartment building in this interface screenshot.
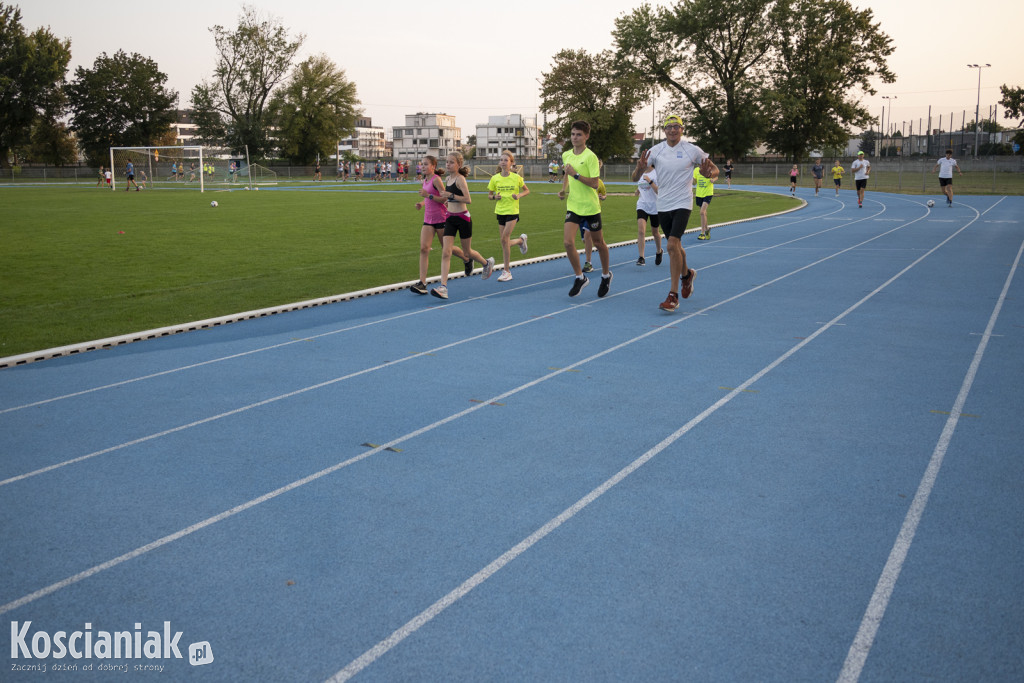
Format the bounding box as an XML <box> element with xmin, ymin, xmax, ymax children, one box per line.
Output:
<box><xmin>172</xmin><ymin>110</ymin><xmax>198</xmax><ymax>145</ymax></box>
<box><xmin>475</xmin><ymin>114</ymin><xmax>541</xmax><ymax>159</ymax></box>
<box><xmin>338</xmin><ymin>117</ymin><xmax>387</xmax><ymax>159</ymax></box>
<box><xmin>391</xmin><ymin>113</ymin><xmax>461</xmax><ymax>160</ymax></box>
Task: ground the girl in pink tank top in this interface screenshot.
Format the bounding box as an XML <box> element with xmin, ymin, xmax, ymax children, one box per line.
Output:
<box><xmin>413</xmin><ymin>156</ymin><xmax>470</xmax><ymax>294</ymax></box>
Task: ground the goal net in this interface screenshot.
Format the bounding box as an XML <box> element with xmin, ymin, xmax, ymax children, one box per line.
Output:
<box><xmin>239</xmin><ymin>163</ymin><xmax>278</xmax><ymax>188</ymax></box>
<box><xmin>109</xmin><ymin>146</ymin><xmax>205</xmax><ymax>192</ymax></box>
<box><xmin>472</xmin><ymin>163</ymin><xmax>524</xmax><ymax>179</ymax></box>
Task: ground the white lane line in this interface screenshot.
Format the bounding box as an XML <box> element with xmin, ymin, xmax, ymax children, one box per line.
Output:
<box><xmin>327</xmin><ymin>202</ymin><xmax>990</xmax><ymax>683</ymax></box>
<box><xmin>0</xmin><ymin>200</ymin><xmax>852</xmax><ymax>414</ymax></box>
<box><xmin>0</xmin><ymin>205</ymin><xmax>877</xmax><ymax>487</ymax></box>
<box><xmin>837</xmin><ymin>198</ymin><xmax>1014</xmax><ymax>683</ymax></box>
<box><xmin>0</xmin><ymin>201</ymin><xmax>929</xmax><ymax>615</ymax></box>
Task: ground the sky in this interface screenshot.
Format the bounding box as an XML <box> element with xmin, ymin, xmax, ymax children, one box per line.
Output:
<box><xmin>17</xmin><ymin>0</ymin><xmax>1024</xmax><ymax>143</ymax></box>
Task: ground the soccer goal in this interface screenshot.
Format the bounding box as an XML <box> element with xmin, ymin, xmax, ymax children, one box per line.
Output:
<box><xmin>109</xmin><ymin>146</ymin><xmax>205</xmax><ymax>192</ymax></box>
<box><xmin>472</xmin><ymin>163</ymin><xmax>524</xmax><ymax>179</ymax></box>
<box><xmin>240</xmin><ymin>163</ymin><xmax>278</xmax><ymax>188</ymax></box>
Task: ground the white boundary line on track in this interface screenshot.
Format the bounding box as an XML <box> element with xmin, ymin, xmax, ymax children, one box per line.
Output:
<box><xmin>0</xmin><ymin>201</ymin><xmax>870</xmax><ymax>484</ymax></box>
<box><xmin>1</xmin><ymin>200</ymin><xmax>815</xmax><ymax>413</ymax></box>
<box><xmin>0</xmin><ymin>199</ymin><xmax>807</xmax><ymax>370</ymax></box>
<box><xmin>326</xmin><ymin>199</ymin><xmax>997</xmax><ymax>681</ymax></box>
<box><xmin>0</xmin><ymin>198</ymin><xmax>944</xmax><ymax>621</ymax></box>
<box><xmin>837</xmin><ymin>201</ymin><xmax>1015</xmax><ymax>682</ymax></box>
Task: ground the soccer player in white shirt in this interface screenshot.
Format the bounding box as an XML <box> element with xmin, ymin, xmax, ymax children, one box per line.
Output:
<box><xmin>632</xmin><ymin>115</ymin><xmax>717</xmax><ymax>311</ymax></box>
<box><xmin>932</xmin><ymin>149</ymin><xmax>963</xmax><ymax>207</ymax></box>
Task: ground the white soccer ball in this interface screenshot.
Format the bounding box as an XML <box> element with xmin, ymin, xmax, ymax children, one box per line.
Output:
<box><xmin>926</xmin><ymin>200</ymin><xmax>935</xmax><ymax>208</ymax></box>
<box><xmin>210</xmin><ymin>200</ymin><xmax>218</xmax><ymax>207</ymax></box>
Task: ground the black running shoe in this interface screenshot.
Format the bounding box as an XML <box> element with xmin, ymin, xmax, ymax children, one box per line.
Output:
<box><xmin>568</xmin><ymin>275</ymin><xmax>589</xmax><ymax>297</ymax></box>
<box><xmin>598</xmin><ymin>272</ymin><xmax>613</xmax><ymax>298</ymax></box>
<box><xmin>410</xmin><ymin>281</ymin><xmax>428</xmax><ymax>295</ymax></box>
<box><xmin>463</xmin><ymin>259</ymin><xmax>473</xmax><ymax>276</ymax></box>
<box><xmin>655</xmin><ymin>250</ymin><xmax>663</xmax><ymax>266</ymax></box>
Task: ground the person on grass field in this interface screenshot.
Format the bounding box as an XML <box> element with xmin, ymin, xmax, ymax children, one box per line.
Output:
<box><xmin>634</xmin><ymin>163</ymin><xmax>662</xmax><ymax>265</ymax></box>
<box><xmin>633</xmin><ymin>114</ymin><xmax>717</xmax><ymax>311</ymax></box>
<box><xmin>693</xmin><ymin>164</ymin><xmax>714</xmax><ymax>240</ymax></box>
<box><xmin>560</xmin><ymin>121</ymin><xmax>612</xmax><ymax>298</ymax></box>
<box><xmin>411</xmin><ymin>155</ymin><xmax>474</xmax><ymax>295</ymax></box>
<box><xmin>851</xmin><ymin>151</ymin><xmax>870</xmax><ymax>208</ymax></box>
<box><xmin>831</xmin><ymin>159</ymin><xmax>844</xmax><ymax>196</ymax></box>
<box><xmin>487</xmin><ymin>150</ymin><xmax>529</xmax><ymax>282</ymax></box>
<box><xmin>429</xmin><ymin>152</ymin><xmax>494</xmax><ymax>300</ymax></box>
<box><xmin>124</xmin><ymin>160</ymin><xmax>140</xmax><ymax>191</ymax></box>
<box><xmin>932</xmin><ymin>149</ymin><xmax>963</xmax><ymax>207</ymax></box>
<box><xmin>811</xmin><ymin>158</ymin><xmax>824</xmax><ymax>196</ymax></box>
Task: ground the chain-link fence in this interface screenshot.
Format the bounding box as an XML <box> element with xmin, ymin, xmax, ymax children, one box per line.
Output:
<box><xmin>6</xmin><ymin>157</ymin><xmax>1023</xmax><ymax>195</ymax></box>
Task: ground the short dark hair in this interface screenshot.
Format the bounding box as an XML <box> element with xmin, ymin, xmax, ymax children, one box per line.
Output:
<box><xmin>570</xmin><ymin>120</ymin><xmax>590</xmax><ymax>135</ymax></box>
<box><xmin>945</xmin><ymin>149</ymin><xmax>953</xmax><ymax>154</ymax></box>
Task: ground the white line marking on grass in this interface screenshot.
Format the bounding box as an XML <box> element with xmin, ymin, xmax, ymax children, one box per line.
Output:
<box><xmin>327</xmin><ymin>200</ymin><xmax>990</xmax><ymax>683</ymax></box>
<box><xmin>0</xmin><ymin>203</ymin><xmax>895</xmax><ymax>487</ymax></box>
<box><xmin>0</xmin><ymin>198</ymin><xmax>940</xmax><ymax>616</ymax></box>
<box><xmin>837</xmin><ymin>198</ymin><xmax>1013</xmax><ymax>683</ymax></box>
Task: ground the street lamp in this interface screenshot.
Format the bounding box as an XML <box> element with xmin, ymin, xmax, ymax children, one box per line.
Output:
<box><xmin>967</xmin><ymin>63</ymin><xmax>991</xmax><ymax>158</ymax></box>
<box><xmin>881</xmin><ymin>95</ymin><xmax>896</xmax><ymax>157</ymax></box>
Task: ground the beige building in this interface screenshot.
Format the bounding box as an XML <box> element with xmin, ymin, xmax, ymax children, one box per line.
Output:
<box><xmin>338</xmin><ymin>117</ymin><xmax>386</xmax><ymax>159</ymax></box>
<box><xmin>391</xmin><ymin>113</ymin><xmax>461</xmax><ymax>160</ymax></box>
<box><xmin>475</xmin><ymin>114</ymin><xmax>541</xmax><ymax>159</ymax></box>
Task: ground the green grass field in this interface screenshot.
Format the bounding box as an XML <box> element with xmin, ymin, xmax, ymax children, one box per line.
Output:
<box><xmin>0</xmin><ymin>182</ymin><xmax>797</xmax><ymax>358</ymax></box>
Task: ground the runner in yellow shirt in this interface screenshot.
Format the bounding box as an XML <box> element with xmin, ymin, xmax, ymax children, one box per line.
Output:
<box><xmin>487</xmin><ymin>150</ymin><xmax>530</xmax><ymax>281</ymax></box>
<box><xmin>693</xmin><ymin>166</ymin><xmax>714</xmax><ymax>240</ymax></box>
<box><xmin>559</xmin><ymin>120</ymin><xmax>611</xmax><ymax>298</ymax></box>
<box><xmin>831</xmin><ymin>160</ymin><xmax>844</xmax><ymax>196</ymax></box>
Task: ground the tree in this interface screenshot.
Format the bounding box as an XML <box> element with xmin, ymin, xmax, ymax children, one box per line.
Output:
<box><xmin>997</xmin><ymin>85</ymin><xmax>1024</xmax><ymax>150</ymax></box>
<box><xmin>25</xmin><ymin>117</ymin><xmax>77</xmax><ymax>165</ymax></box>
<box><xmin>191</xmin><ymin>6</ymin><xmax>304</xmax><ymax>157</ymax></box>
<box><xmin>67</xmin><ymin>50</ymin><xmax>177</xmax><ymax>165</ymax></box>
<box><xmin>999</xmin><ymin>85</ymin><xmax>1024</xmax><ymax>126</ymax></box>
<box><xmin>614</xmin><ymin>0</ymin><xmax>894</xmax><ymax>162</ymax></box>
<box><xmin>269</xmin><ymin>54</ymin><xmax>359</xmax><ymax>164</ymax></box>
<box><xmin>0</xmin><ymin>3</ymin><xmax>71</xmax><ymax>167</ymax></box>
<box><xmin>613</xmin><ymin>0</ymin><xmax>775</xmax><ymax>160</ymax></box>
<box><xmin>762</xmin><ymin>0</ymin><xmax>894</xmax><ymax>161</ymax></box>
<box><xmin>858</xmin><ymin>130</ymin><xmax>878</xmax><ymax>156</ymax></box>
<box><xmin>538</xmin><ymin>48</ymin><xmax>648</xmax><ymax>160</ymax></box>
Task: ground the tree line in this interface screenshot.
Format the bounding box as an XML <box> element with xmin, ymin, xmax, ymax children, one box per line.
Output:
<box><xmin>3</xmin><ymin>1</ymin><xmax>1023</xmax><ymax>169</ymax></box>
<box><xmin>0</xmin><ymin>4</ymin><xmax>359</xmax><ymax>168</ymax></box>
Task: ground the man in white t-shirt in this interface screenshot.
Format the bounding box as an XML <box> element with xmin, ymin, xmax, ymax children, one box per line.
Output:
<box><xmin>850</xmin><ymin>151</ymin><xmax>870</xmax><ymax>208</ymax></box>
<box><xmin>932</xmin><ymin>149</ymin><xmax>963</xmax><ymax>207</ymax></box>
<box><xmin>632</xmin><ymin>114</ymin><xmax>718</xmax><ymax>311</ymax></box>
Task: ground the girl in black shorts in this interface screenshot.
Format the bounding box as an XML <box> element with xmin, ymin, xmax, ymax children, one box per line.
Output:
<box><xmin>431</xmin><ymin>152</ymin><xmax>494</xmax><ymax>299</ymax></box>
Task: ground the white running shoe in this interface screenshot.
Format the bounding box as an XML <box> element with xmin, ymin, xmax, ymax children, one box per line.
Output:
<box><xmin>519</xmin><ymin>234</ymin><xmax>528</xmax><ymax>255</ymax></box>
<box><xmin>482</xmin><ymin>256</ymin><xmax>495</xmax><ymax>279</ymax></box>
<box><xmin>497</xmin><ymin>269</ymin><xmax>513</xmax><ymax>282</ymax></box>
<box><xmin>430</xmin><ymin>285</ymin><xmax>448</xmax><ymax>299</ymax></box>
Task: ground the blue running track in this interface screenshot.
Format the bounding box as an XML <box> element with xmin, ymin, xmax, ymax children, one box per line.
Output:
<box><xmin>2</xmin><ymin>189</ymin><xmax>1022</xmax><ymax>681</ymax></box>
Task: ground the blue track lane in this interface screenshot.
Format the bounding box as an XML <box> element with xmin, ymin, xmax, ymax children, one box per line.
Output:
<box><xmin>2</xmin><ymin>190</ymin><xmax>1022</xmax><ymax>681</ymax></box>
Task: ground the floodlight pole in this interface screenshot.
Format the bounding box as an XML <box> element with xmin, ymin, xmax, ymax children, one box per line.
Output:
<box><xmin>967</xmin><ymin>63</ymin><xmax>991</xmax><ymax>159</ymax></box>
<box><xmin>881</xmin><ymin>96</ymin><xmax>896</xmax><ymax>157</ymax></box>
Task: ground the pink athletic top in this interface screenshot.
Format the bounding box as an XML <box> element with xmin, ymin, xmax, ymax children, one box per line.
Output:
<box><xmin>422</xmin><ymin>174</ymin><xmax>448</xmax><ymax>225</ymax></box>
